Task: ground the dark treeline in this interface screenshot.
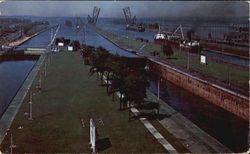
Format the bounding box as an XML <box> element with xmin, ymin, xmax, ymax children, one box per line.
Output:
<box><xmin>80</xmin><ymin>45</ymin><xmax>160</xmax><ymax>120</ymax></box>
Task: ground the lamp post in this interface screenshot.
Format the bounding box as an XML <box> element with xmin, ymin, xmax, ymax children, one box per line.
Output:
<box><xmin>6</xmin><ymin>129</ymin><xmax>16</xmax><ymax>154</ymax></box>
<box><xmin>44</xmin><ymin>60</ymin><xmax>47</xmax><ymax>77</ymax></box>
<box><xmin>187</xmin><ymin>48</ymin><xmax>190</xmax><ymax>71</ymax></box>
<box><xmin>10</xmin><ymin>133</ymin><xmax>13</xmax><ymax>154</ymax></box>
<box><xmin>39</xmin><ymin>71</ymin><xmax>42</xmax><ymax>93</ymax></box>
<box><xmin>28</xmin><ymin>101</ymin><xmax>33</xmax><ymax>120</ymax></box>
<box><xmin>28</xmin><ymin>90</ymin><xmax>33</xmax><ymax>120</ymax></box>
<box><xmin>157</xmin><ymin>79</ymin><xmax>160</xmax><ymax>101</ymax></box>
<box><xmin>157</xmin><ymin>78</ymin><xmax>161</xmax><ymax>120</ymax></box>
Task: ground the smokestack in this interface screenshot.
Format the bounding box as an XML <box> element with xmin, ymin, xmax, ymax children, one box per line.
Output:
<box><xmin>187</xmin><ymin>30</ymin><xmax>194</xmax><ymax>42</ymax></box>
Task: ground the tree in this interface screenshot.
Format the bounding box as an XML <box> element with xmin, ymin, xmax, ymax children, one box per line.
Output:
<box><xmin>122</xmin><ymin>70</ymin><xmax>149</xmax><ymax>121</ymax></box>
<box><xmin>82</xmin><ymin>45</ymin><xmax>149</xmax><ymax>119</ymax></box>
<box><xmin>162</xmin><ymin>44</ymin><xmax>174</xmax><ymax>58</ymax></box>
<box><xmin>72</xmin><ymin>40</ymin><xmax>81</xmax><ymax>51</ymax></box>
<box><xmin>109</xmin><ymin>57</ymin><xmax>127</xmax><ymax>108</ymax></box>
<box><xmin>89</xmin><ymin>46</ymin><xmax>110</xmax><ymax>84</ymax></box>
<box><xmin>81</xmin><ymin>45</ymin><xmax>96</xmax><ymax>66</ymax></box>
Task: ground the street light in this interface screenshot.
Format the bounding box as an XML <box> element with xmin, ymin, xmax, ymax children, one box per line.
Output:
<box><xmin>157</xmin><ymin>78</ymin><xmax>162</xmax><ymax>120</ymax></box>
<box><xmin>28</xmin><ymin>90</ymin><xmax>33</xmax><ymax>120</ymax></box>
<box><xmin>5</xmin><ymin>129</ymin><xmax>16</xmax><ymax>154</ymax></box>
<box><xmin>38</xmin><ymin>71</ymin><xmax>42</xmax><ymax>93</ymax></box>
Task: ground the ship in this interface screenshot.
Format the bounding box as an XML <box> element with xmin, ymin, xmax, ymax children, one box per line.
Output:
<box><xmin>126</xmin><ymin>24</ymin><xmax>145</xmax><ymax>32</ymax></box>
<box><xmin>123</xmin><ymin>7</ymin><xmax>145</xmax><ymax>32</ymax></box>
<box><xmin>154</xmin><ymin>25</ymin><xmax>202</xmax><ymax>53</ymax></box>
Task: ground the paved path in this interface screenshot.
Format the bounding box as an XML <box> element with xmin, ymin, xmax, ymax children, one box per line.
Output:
<box><xmin>139</xmin><ymin>43</ymin><xmax>147</xmax><ymax>51</ymax></box>
<box><xmin>0</xmin><ymin>53</ymin><xmax>46</xmax><ymax>144</ymax></box>
<box><xmin>130</xmin><ymin>107</ymin><xmax>177</xmax><ymax>153</ymax></box>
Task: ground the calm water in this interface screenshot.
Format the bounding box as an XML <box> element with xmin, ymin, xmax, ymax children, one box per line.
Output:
<box><xmin>0</xmin><ymin>22</ymin><xmax>52</xmax><ymax>116</ymax></box>
<box><xmin>0</xmin><ymin>60</ymin><xmax>36</xmax><ymax>116</ymax></box>
<box><xmin>16</xmin><ymin>28</ymin><xmax>52</xmax><ymax>50</ymax></box>
<box><xmin>0</xmin><ymin>17</ymin><xmax>248</xmax><ymax>152</ymax></box>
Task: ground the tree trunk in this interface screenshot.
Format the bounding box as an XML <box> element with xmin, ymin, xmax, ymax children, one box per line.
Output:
<box><xmin>106</xmin><ymin>72</ymin><xmax>110</xmax><ymax>94</ymax></box>
<box><xmin>128</xmin><ymin>101</ymin><xmax>131</xmax><ymax>121</ymax></box>
<box><xmin>129</xmin><ymin>109</ymin><xmax>131</xmax><ymax>121</ymax></box>
<box><xmin>119</xmin><ymin>93</ymin><xmax>122</xmax><ymax>110</ymax></box>
<box><xmin>101</xmin><ymin>73</ymin><xmax>103</xmax><ymax>85</ymax></box>
<box><xmin>96</xmin><ymin>72</ymin><xmax>99</xmax><ymax>81</ymax></box>
<box><xmin>106</xmin><ymin>84</ymin><xmax>109</xmax><ymax>94</ymax></box>
<box><xmin>112</xmin><ymin>92</ymin><xmax>115</xmax><ymax>101</ymax></box>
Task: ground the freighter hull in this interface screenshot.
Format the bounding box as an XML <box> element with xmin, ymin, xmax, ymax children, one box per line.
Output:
<box><xmin>126</xmin><ymin>25</ymin><xmax>145</xmax><ymax>32</ymax></box>
<box><xmin>154</xmin><ymin>39</ymin><xmax>179</xmax><ymax>47</ymax></box>
<box><xmin>154</xmin><ymin>38</ymin><xmax>201</xmax><ymax>53</ymax></box>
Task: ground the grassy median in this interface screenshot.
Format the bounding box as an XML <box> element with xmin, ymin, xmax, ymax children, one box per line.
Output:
<box><xmin>0</xmin><ymin>52</ymin><xmax>167</xmax><ymax>153</ymax></box>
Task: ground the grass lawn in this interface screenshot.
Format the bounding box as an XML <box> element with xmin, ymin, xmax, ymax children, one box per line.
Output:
<box><xmin>95</xmin><ymin>26</ymin><xmax>144</xmax><ymax>50</ymax></box>
<box><xmin>160</xmin><ymin>50</ymin><xmax>249</xmax><ymax>88</ymax></box>
<box><xmin>94</xmin><ymin>26</ymin><xmax>248</xmax><ymax>89</ymax></box>
<box><xmin>0</xmin><ymin>52</ymin><xmax>167</xmax><ymax>153</ymax></box>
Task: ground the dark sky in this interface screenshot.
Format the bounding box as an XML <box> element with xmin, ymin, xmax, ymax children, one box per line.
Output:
<box><xmin>0</xmin><ymin>1</ymin><xmax>249</xmax><ymax>18</ymax></box>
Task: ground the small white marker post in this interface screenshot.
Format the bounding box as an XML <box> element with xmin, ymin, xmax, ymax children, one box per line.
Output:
<box><xmin>68</xmin><ymin>46</ymin><xmax>73</xmax><ymax>52</ymax></box>
<box><xmin>28</xmin><ymin>101</ymin><xmax>33</xmax><ymax>120</ymax></box>
<box><xmin>58</xmin><ymin>42</ymin><xmax>64</xmax><ymax>47</ymax></box>
<box><xmin>89</xmin><ymin>118</ymin><xmax>96</xmax><ymax>153</ymax></box>
<box><xmin>200</xmin><ymin>55</ymin><xmax>206</xmax><ymax>64</ymax></box>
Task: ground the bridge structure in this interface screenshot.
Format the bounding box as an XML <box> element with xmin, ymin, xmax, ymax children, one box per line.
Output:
<box><xmin>123</xmin><ymin>7</ymin><xmax>136</xmax><ymax>26</ymax></box>
<box><xmin>87</xmin><ymin>7</ymin><xmax>101</xmax><ymax>25</ymax></box>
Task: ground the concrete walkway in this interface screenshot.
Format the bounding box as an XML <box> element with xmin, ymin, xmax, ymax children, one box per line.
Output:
<box><xmin>130</xmin><ymin>107</ymin><xmax>177</xmax><ymax>153</ymax></box>
<box><xmin>0</xmin><ymin>53</ymin><xmax>46</xmax><ymax>144</ymax></box>
<box><xmin>146</xmin><ymin>90</ymin><xmax>232</xmax><ymax>153</ymax></box>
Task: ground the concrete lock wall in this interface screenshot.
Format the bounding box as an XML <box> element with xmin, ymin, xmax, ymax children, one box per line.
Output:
<box><xmin>148</xmin><ymin>61</ymin><xmax>249</xmax><ymax>121</ymax></box>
